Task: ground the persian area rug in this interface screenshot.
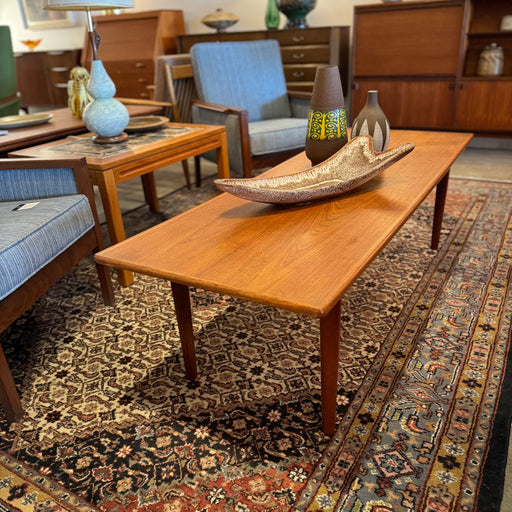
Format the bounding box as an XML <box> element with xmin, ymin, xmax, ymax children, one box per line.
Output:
<box><xmin>0</xmin><ymin>177</ymin><xmax>511</xmax><ymax>512</ymax></box>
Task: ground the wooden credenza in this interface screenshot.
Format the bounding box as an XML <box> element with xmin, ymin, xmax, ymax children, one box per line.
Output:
<box><xmin>81</xmin><ymin>10</ymin><xmax>185</xmax><ymax>99</ymax></box>
<box><xmin>16</xmin><ymin>50</ymin><xmax>81</xmax><ymax>108</ymax></box>
<box><xmin>178</xmin><ymin>27</ymin><xmax>350</xmax><ymax>95</ymax></box>
<box><xmin>351</xmin><ymin>0</ymin><xmax>512</xmax><ymax>134</ymax></box>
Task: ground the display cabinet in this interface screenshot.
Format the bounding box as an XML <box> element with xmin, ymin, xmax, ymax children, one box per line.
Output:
<box><xmin>454</xmin><ymin>0</ymin><xmax>512</xmax><ymax>131</ymax></box>
<box><xmin>351</xmin><ymin>0</ymin><xmax>512</xmax><ymax>134</ymax></box>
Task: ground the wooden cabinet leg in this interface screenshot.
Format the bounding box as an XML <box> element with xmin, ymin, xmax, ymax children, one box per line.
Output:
<box><xmin>171</xmin><ymin>282</ymin><xmax>197</xmax><ymax>381</ymax></box>
<box><xmin>432</xmin><ymin>170</ymin><xmax>449</xmax><ymax>250</ymax></box>
<box><xmin>320</xmin><ymin>300</ymin><xmax>341</xmax><ymax>436</ymax></box>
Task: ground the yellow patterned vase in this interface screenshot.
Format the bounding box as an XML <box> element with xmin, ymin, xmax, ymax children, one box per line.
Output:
<box><xmin>305</xmin><ymin>66</ymin><xmax>348</xmax><ymax>166</ymax></box>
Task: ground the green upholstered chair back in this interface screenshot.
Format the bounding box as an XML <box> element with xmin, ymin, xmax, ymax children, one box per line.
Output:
<box><xmin>0</xmin><ymin>26</ymin><xmax>20</xmax><ymax>117</ymax></box>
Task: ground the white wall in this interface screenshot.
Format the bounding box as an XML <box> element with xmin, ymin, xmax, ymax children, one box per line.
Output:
<box><xmin>0</xmin><ymin>0</ymin><xmax>377</xmax><ymax>54</ymax></box>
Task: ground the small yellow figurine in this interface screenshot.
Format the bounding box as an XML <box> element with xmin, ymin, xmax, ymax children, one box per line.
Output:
<box><xmin>67</xmin><ymin>66</ymin><xmax>93</xmax><ymax>118</ymax></box>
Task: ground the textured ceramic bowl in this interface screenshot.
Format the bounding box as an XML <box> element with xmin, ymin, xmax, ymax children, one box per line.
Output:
<box><xmin>215</xmin><ymin>135</ymin><xmax>415</xmax><ymax>204</ymax></box>
<box><xmin>201</xmin><ymin>9</ymin><xmax>239</xmax><ymax>32</ymax></box>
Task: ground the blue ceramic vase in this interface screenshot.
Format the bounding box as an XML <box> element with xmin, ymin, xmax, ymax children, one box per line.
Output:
<box><xmin>82</xmin><ymin>60</ymin><xmax>129</xmax><ymax>142</ymax></box>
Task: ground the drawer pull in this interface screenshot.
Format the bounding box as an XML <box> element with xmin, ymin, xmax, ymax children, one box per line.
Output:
<box><xmin>292</xmin><ymin>36</ymin><xmax>305</xmax><ymax>42</ymax></box>
<box><xmin>292</xmin><ymin>71</ymin><xmax>305</xmax><ymax>78</ymax></box>
<box><xmin>292</xmin><ymin>53</ymin><xmax>305</xmax><ymax>60</ymax></box>
<box><xmin>135</xmin><ymin>62</ymin><xmax>146</xmax><ymax>68</ymax></box>
<box><xmin>137</xmin><ymin>77</ymin><xmax>148</xmax><ymax>83</ymax></box>
<box><xmin>140</xmin><ymin>92</ymin><xmax>150</xmax><ymax>98</ymax></box>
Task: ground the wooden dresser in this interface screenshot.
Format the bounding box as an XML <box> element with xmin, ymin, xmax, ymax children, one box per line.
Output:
<box><xmin>351</xmin><ymin>0</ymin><xmax>512</xmax><ymax>134</ymax></box>
<box><xmin>178</xmin><ymin>27</ymin><xmax>350</xmax><ymax>95</ymax></box>
<box><xmin>16</xmin><ymin>50</ymin><xmax>81</xmax><ymax>107</ymax></box>
<box><xmin>81</xmin><ymin>10</ymin><xmax>185</xmax><ymax>99</ymax></box>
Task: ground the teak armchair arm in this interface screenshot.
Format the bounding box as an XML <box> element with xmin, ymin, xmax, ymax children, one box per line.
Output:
<box><xmin>193</xmin><ymin>100</ymin><xmax>252</xmax><ymax>178</ymax></box>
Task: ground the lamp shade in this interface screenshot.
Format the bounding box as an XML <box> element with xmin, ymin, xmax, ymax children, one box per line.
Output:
<box><xmin>44</xmin><ymin>0</ymin><xmax>134</xmax><ymax>10</ymax></box>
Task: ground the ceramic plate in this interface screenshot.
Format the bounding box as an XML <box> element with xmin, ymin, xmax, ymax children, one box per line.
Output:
<box><xmin>125</xmin><ymin>116</ymin><xmax>169</xmax><ymax>133</ymax></box>
<box><xmin>215</xmin><ymin>136</ymin><xmax>415</xmax><ymax>204</ymax></box>
<box><xmin>0</xmin><ymin>113</ymin><xmax>53</xmax><ymax>129</ymax></box>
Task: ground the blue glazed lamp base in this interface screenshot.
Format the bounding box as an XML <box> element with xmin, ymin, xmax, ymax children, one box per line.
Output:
<box><xmin>83</xmin><ymin>60</ymin><xmax>130</xmax><ymax>144</ymax></box>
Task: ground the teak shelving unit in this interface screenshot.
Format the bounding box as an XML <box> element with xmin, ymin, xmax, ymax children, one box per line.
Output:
<box><xmin>351</xmin><ymin>0</ymin><xmax>512</xmax><ymax>134</ymax></box>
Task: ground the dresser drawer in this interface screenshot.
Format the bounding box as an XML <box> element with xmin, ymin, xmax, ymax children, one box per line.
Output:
<box><xmin>286</xmin><ymin>81</ymin><xmax>315</xmax><ymax>92</ymax></box>
<box><xmin>104</xmin><ymin>61</ymin><xmax>154</xmax><ymax>98</ymax></box>
<box><xmin>283</xmin><ymin>64</ymin><xmax>319</xmax><ymax>82</ymax></box>
<box><xmin>281</xmin><ymin>45</ymin><xmax>330</xmax><ymax>64</ymax></box>
<box><xmin>178</xmin><ymin>31</ymin><xmax>266</xmax><ymax>52</ymax></box>
<box><xmin>106</xmin><ymin>59</ymin><xmax>154</xmax><ymax>74</ymax></box>
<box><xmin>271</xmin><ymin>28</ymin><xmax>331</xmax><ymax>46</ymax></box>
<box><xmin>113</xmin><ymin>79</ymin><xmax>153</xmax><ymax>98</ymax></box>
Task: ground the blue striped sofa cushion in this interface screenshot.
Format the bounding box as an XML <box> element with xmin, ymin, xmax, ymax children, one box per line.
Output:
<box><xmin>0</xmin><ymin>195</ymin><xmax>94</xmax><ymax>301</ymax></box>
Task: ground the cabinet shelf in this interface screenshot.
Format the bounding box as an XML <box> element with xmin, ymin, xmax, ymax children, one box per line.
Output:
<box><xmin>467</xmin><ymin>31</ymin><xmax>512</xmax><ymax>38</ymax></box>
<box><xmin>461</xmin><ymin>75</ymin><xmax>512</xmax><ymax>80</ymax></box>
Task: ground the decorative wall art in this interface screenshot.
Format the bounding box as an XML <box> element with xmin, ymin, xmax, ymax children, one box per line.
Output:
<box><xmin>19</xmin><ymin>0</ymin><xmax>72</xmax><ymax>29</ymax></box>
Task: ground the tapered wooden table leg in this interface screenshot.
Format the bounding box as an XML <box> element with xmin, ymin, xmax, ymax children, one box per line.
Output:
<box><xmin>141</xmin><ymin>172</ymin><xmax>159</xmax><ymax>212</ymax></box>
<box><xmin>320</xmin><ymin>300</ymin><xmax>341</xmax><ymax>436</ymax></box>
<box><xmin>171</xmin><ymin>282</ymin><xmax>197</xmax><ymax>380</ymax></box>
<box><xmin>431</xmin><ymin>170</ymin><xmax>450</xmax><ymax>250</ymax></box>
<box><xmin>94</xmin><ymin>170</ymin><xmax>133</xmax><ymax>286</ymax></box>
<box><xmin>216</xmin><ymin>132</ymin><xmax>230</xmax><ymax>179</ymax></box>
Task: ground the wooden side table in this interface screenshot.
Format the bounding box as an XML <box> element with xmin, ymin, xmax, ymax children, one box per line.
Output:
<box><xmin>10</xmin><ymin>123</ymin><xmax>229</xmax><ymax>286</ymax></box>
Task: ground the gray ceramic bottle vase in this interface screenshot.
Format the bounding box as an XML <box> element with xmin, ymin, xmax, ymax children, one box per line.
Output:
<box><xmin>351</xmin><ymin>90</ymin><xmax>390</xmax><ymax>152</ymax></box>
<box><xmin>305</xmin><ymin>65</ymin><xmax>348</xmax><ymax>166</ymax></box>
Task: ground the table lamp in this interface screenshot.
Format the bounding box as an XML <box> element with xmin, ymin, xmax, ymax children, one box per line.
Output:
<box><xmin>44</xmin><ymin>0</ymin><xmax>134</xmax><ymax>144</ymax></box>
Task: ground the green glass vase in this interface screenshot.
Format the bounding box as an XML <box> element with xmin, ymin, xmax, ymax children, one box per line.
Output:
<box><xmin>265</xmin><ymin>0</ymin><xmax>280</xmax><ymax>29</ymax></box>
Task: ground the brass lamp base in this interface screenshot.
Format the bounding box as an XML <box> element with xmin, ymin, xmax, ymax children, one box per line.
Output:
<box><xmin>92</xmin><ymin>132</ymin><xmax>129</xmax><ymax>145</ymax></box>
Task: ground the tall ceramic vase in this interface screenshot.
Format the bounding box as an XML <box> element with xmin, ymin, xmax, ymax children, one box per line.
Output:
<box><xmin>305</xmin><ymin>66</ymin><xmax>348</xmax><ymax>166</ymax></box>
<box><xmin>351</xmin><ymin>90</ymin><xmax>390</xmax><ymax>152</ymax></box>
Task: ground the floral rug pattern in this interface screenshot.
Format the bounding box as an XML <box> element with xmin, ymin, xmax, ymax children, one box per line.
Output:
<box><xmin>0</xmin><ymin>177</ymin><xmax>510</xmax><ymax>512</ymax></box>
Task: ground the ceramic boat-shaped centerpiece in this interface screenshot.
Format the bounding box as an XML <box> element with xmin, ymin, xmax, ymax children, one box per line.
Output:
<box><xmin>215</xmin><ymin>135</ymin><xmax>415</xmax><ymax>204</ymax></box>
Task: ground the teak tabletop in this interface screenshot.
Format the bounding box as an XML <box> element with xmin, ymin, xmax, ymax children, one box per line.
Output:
<box><xmin>10</xmin><ymin>123</ymin><xmax>229</xmax><ymax>286</ymax></box>
<box><xmin>95</xmin><ymin>130</ymin><xmax>473</xmax><ymax>435</ymax></box>
<box><xmin>0</xmin><ymin>105</ymin><xmax>160</xmax><ymax>155</ymax></box>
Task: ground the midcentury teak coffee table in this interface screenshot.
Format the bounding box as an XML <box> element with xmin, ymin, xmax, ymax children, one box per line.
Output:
<box><xmin>10</xmin><ymin>123</ymin><xmax>229</xmax><ymax>286</ymax></box>
<box><xmin>95</xmin><ymin>130</ymin><xmax>473</xmax><ymax>435</ymax></box>
<box><xmin>0</xmin><ymin>105</ymin><xmax>160</xmax><ymax>156</ymax></box>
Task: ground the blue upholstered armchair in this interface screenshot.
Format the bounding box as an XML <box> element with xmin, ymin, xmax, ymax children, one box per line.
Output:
<box><xmin>190</xmin><ymin>40</ymin><xmax>311</xmax><ymax>178</ymax></box>
<box><xmin>0</xmin><ymin>158</ymin><xmax>114</xmax><ymax>422</ymax></box>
